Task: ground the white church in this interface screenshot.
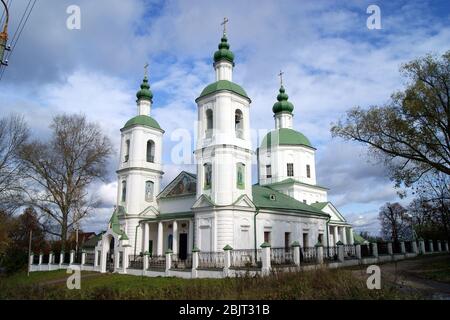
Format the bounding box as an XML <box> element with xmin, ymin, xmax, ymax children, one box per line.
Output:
<box><xmin>93</xmin><ymin>26</ymin><xmax>354</xmax><ymax>270</ymax></box>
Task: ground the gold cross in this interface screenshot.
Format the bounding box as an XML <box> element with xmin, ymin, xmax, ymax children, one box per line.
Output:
<box><xmin>278</xmin><ymin>70</ymin><xmax>284</xmax><ymax>86</ymax></box>
<box><xmin>221</xmin><ymin>17</ymin><xmax>229</xmax><ymax>34</ymax></box>
<box><xmin>144</xmin><ymin>63</ymin><xmax>149</xmax><ymax>77</ymax></box>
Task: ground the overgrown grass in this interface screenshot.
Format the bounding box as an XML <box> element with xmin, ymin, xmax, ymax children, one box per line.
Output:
<box><xmin>0</xmin><ymin>267</ymin><xmax>420</xmax><ymax>300</ymax></box>
<box><xmin>414</xmin><ymin>255</ymin><xmax>450</xmax><ymax>284</ymax></box>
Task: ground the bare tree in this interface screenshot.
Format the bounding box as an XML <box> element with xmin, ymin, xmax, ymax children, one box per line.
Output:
<box><xmin>19</xmin><ymin>114</ymin><xmax>113</xmax><ymax>249</ymax></box>
<box><xmin>0</xmin><ymin>114</ymin><xmax>29</xmax><ymax>214</ymax></box>
<box><xmin>379</xmin><ymin>202</ymin><xmax>412</xmax><ymax>242</ymax></box>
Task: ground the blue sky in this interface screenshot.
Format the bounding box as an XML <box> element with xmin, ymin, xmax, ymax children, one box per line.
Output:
<box><xmin>0</xmin><ymin>0</ymin><xmax>449</xmax><ymax>235</ymax></box>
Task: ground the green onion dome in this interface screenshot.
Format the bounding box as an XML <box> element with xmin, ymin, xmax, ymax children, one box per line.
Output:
<box><xmin>213</xmin><ymin>34</ymin><xmax>235</xmax><ymax>64</ymax></box>
<box><xmin>272</xmin><ymin>86</ymin><xmax>294</xmax><ymax>114</ymax></box>
<box><xmin>136</xmin><ymin>76</ymin><xmax>153</xmax><ymax>102</ymax></box>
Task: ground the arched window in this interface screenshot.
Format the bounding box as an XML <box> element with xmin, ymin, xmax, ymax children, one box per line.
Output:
<box><xmin>124</xmin><ymin>139</ymin><xmax>130</xmax><ymax>162</ymax></box>
<box><xmin>235</xmin><ymin>109</ymin><xmax>243</xmax><ymax>139</ymax></box>
<box><xmin>146</xmin><ymin>140</ymin><xmax>155</xmax><ymax>163</ymax></box>
<box><xmin>121</xmin><ymin>180</ymin><xmax>127</xmax><ymax>202</ymax></box>
<box><xmin>205</xmin><ymin>109</ymin><xmax>213</xmax><ymax>138</ymax></box>
<box><xmin>204</xmin><ymin>163</ymin><xmax>212</xmax><ymax>189</ymax></box>
<box><xmin>236</xmin><ymin>162</ymin><xmax>245</xmax><ymax>189</ymax></box>
<box><xmin>145</xmin><ymin>180</ymin><xmax>154</xmax><ymax>201</ymax></box>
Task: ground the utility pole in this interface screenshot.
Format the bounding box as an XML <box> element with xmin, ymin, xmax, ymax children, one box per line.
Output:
<box><xmin>0</xmin><ymin>0</ymin><xmax>10</xmax><ymax>66</ymax></box>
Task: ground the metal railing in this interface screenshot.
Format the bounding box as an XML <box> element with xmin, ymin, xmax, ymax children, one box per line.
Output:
<box><xmin>74</xmin><ymin>252</ymin><xmax>82</xmax><ymax>264</ymax></box>
<box><xmin>378</xmin><ymin>242</ymin><xmax>389</xmax><ymax>255</ymax></box>
<box><xmin>300</xmin><ymin>246</ymin><xmax>317</xmax><ymax>264</ymax></box>
<box><xmin>148</xmin><ymin>255</ymin><xmax>165</xmax><ymax>269</ymax></box>
<box><xmin>343</xmin><ymin>244</ymin><xmax>357</xmax><ymax>259</ymax></box>
<box><xmin>198</xmin><ymin>251</ymin><xmax>224</xmax><ymax>269</ymax></box>
<box><xmin>324</xmin><ymin>246</ymin><xmax>339</xmax><ymax>262</ymax></box>
<box><xmin>393</xmin><ymin>242</ymin><xmax>402</xmax><ymax>254</ymax></box>
<box><xmin>32</xmin><ymin>255</ymin><xmax>39</xmax><ymax>264</ymax></box>
<box><xmin>42</xmin><ymin>254</ymin><xmax>49</xmax><ymax>264</ymax></box>
<box><xmin>230</xmin><ymin>249</ymin><xmax>261</xmax><ymax>269</ymax></box>
<box><xmin>405</xmin><ymin>241</ymin><xmax>413</xmax><ymax>253</ymax></box>
<box><xmin>84</xmin><ymin>253</ymin><xmax>95</xmax><ymax>265</ymax></box>
<box><xmin>270</xmin><ymin>247</ymin><xmax>295</xmax><ymax>266</ymax></box>
<box><xmin>361</xmin><ymin>244</ymin><xmax>373</xmax><ymax>257</ymax></box>
<box><xmin>128</xmin><ymin>255</ymin><xmax>143</xmax><ymax>269</ymax></box>
<box><xmin>425</xmin><ymin>240</ymin><xmax>431</xmax><ymax>252</ymax></box>
<box><xmin>53</xmin><ymin>253</ymin><xmax>60</xmax><ymax>264</ymax></box>
<box><xmin>171</xmin><ymin>254</ymin><xmax>192</xmax><ymax>270</ymax></box>
<box><xmin>63</xmin><ymin>252</ymin><xmax>70</xmax><ymax>264</ymax></box>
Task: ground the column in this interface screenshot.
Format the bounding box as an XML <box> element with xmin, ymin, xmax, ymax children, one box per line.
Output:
<box><xmin>337</xmin><ymin>243</ymin><xmax>344</xmax><ymax>262</ymax></box>
<box><xmin>70</xmin><ymin>250</ymin><xmax>75</xmax><ymax>264</ymax></box>
<box><xmin>81</xmin><ymin>251</ymin><xmax>86</xmax><ymax>265</ymax></box>
<box><xmin>419</xmin><ymin>239</ymin><xmax>425</xmax><ymax>254</ymax></box>
<box><xmin>260</xmin><ymin>243</ymin><xmax>271</xmax><ymax>275</ymax></box>
<box><xmin>355</xmin><ymin>244</ymin><xmax>361</xmax><ymax>260</ymax></box>
<box><xmin>123</xmin><ymin>246</ymin><xmax>129</xmax><ymax>274</ymax></box>
<box><xmin>143</xmin><ymin>223</ymin><xmax>149</xmax><ymax>253</ymax></box>
<box><xmin>316</xmin><ymin>244</ymin><xmax>324</xmax><ymax>264</ymax></box>
<box><xmin>157</xmin><ymin>221</ymin><xmax>163</xmax><ymax>256</ymax></box>
<box><xmin>341</xmin><ymin>227</ymin><xmax>347</xmax><ymax>245</ymax></box>
<box><xmin>437</xmin><ymin>240</ymin><xmax>442</xmax><ymax>252</ymax></box>
<box><xmin>412</xmin><ymin>241</ymin><xmax>418</xmax><ymax>254</ymax></box>
<box><xmin>372</xmin><ymin>242</ymin><xmax>378</xmax><ymax>258</ymax></box>
<box><xmin>191</xmin><ymin>247</ymin><xmax>199</xmax><ymax>279</ymax></box>
<box><xmin>223</xmin><ymin>245</ymin><xmax>232</xmax><ymax>277</ymax></box>
<box><xmin>48</xmin><ymin>252</ymin><xmax>53</xmax><ymax>265</ymax></box>
<box><xmin>333</xmin><ymin>226</ymin><xmax>338</xmax><ymax>245</ymax></box>
<box><xmin>59</xmin><ymin>252</ymin><xmax>64</xmax><ymax>267</ymax></box>
<box><xmin>429</xmin><ymin>240</ymin><xmax>434</xmax><ymax>252</ymax></box>
<box><xmin>173</xmin><ymin>220</ymin><xmax>178</xmax><ymax>255</ymax></box>
<box><xmin>348</xmin><ymin>228</ymin><xmax>354</xmax><ymax>245</ymax></box>
<box><xmin>38</xmin><ymin>253</ymin><xmax>43</xmax><ymax>265</ymax></box>
<box><xmin>400</xmin><ymin>241</ymin><xmax>406</xmax><ymax>254</ymax></box>
<box><xmin>188</xmin><ymin>220</ymin><xmax>194</xmax><ymax>253</ymax></box>
<box><xmin>444</xmin><ymin>241</ymin><xmax>449</xmax><ymax>252</ymax></box>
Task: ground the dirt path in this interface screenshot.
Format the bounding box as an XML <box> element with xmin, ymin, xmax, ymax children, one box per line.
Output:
<box><xmin>351</xmin><ymin>255</ymin><xmax>450</xmax><ymax>299</ymax></box>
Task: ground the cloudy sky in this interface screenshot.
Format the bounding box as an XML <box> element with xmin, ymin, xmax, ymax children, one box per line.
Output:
<box><xmin>0</xmin><ymin>0</ymin><xmax>449</xmax><ymax>235</ymax></box>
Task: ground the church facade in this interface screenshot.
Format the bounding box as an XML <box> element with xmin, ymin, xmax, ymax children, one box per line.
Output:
<box><xmin>93</xmin><ymin>29</ymin><xmax>354</xmax><ymax>272</ymax></box>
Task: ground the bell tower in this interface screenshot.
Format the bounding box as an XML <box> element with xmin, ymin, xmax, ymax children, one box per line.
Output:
<box><xmin>194</xmin><ymin>20</ymin><xmax>253</xmax><ymax>206</ymax></box>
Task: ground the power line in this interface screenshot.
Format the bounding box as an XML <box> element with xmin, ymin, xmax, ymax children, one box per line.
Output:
<box><xmin>0</xmin><ymin>0</ymin><xmax>11</xmax><ymax>27</ymax></box>
<box><xmin>0</xmin><ymin>0</ymin><xmax>36</xmax><ymax>82</ymax></box>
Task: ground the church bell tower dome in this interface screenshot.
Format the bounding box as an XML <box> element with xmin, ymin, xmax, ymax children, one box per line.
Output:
<box><xmin>272</xmin><ymin>85</ymin><xmax>294</xmax><ymax>114</ymax></box>
<box><xmin>213</xmin><ymin>35</ymin><xmax>235</xmax><ymax>65</ymax></box>
<box><xmin>136</xmin><ymin>76</ymin><xmax>153</xmax><ymax>102</ymax></box>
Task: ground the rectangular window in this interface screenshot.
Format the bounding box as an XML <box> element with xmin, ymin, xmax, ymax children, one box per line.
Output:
<box><xmin>264</xmin><ymin>231</ymin><xmax>271</xmax><ymax>244</ymax></box>
<box><xmin>124</xmin><ymin>140</ymin><xmax>130</xmax><ymax>162</ymax></box>
<box><xmin>145</xmin><ymin>181</ymin><xmax>154</xmax><ymax>202</ymax></box>
<box><xmin>204</xmin><ymin>163</ymin><xmax>212</xmax><ymax>189</ymax></box>
<box><xmin>284</xmin><ymin>232</ymin><xmax>291</xmax><ymax>252</ymax></box>
<box><xmin>318</xmin><ymin>234</ymin><xmax>324</xmax><ymax>245</ymax></box>
<box><xmin>287</xmin><ymin>163</ymin><xmax>294</xmax><ymax>177</ymax></box>
<box><xmin>121</xmin><ymin>180</ymin><xmax>127</xmax><ymax>203</ymax></box>
<box><xmin>302</xmin><ymin>233</ymin><xmax>309</xmax><ymax>247</ymax></box>
<box><xmin>237</xmin><ymin>163</ymin><xmax>245</xmax><ymax>189</ymax></box>
<box><xmin>306</xmin><ymin>164</ymin><xmax>311</xmax><ymax>178</ymax></box>
<box><xmin>266</xmin><ymin>165</ymin><xmax>272</xmax><ymax>178</ymax></box>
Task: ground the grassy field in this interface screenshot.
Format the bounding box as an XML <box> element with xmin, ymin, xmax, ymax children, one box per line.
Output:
<box><xmin>0</xmin><ymin>266</ymin><xmax>421</xmax><ymax>300</ymax></box>
<box><xmin>411</xmin><ymin>255</ymin><xmax>450</xmax><ymax>284</ymax></box>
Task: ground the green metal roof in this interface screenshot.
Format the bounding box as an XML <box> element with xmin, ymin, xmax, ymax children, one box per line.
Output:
<box><xmin>136</xmin><ymin>76</ymin><xmax>153</xmax><ymax>102</ymax></box>
<box><xmin>260</xmin><ymin>128</ymin><xmax>313</xmax><ymax>149</ymax></box>
<box><xmin>272</xmin><ymin>86</ymin><xmax>294</xmax><ymax>114</ymax></box>
<box><xmin>213</xmin><ymin>34</ymin><xmax>235</xmax><ymax>64</ymax></box>
<box><xmin>122</xmin><ymin>115</ymin><xmax>162</xmax><ymax>131</ymax></box>
<box><xmin>252</xmin><ymin>184</ymin><xmax>329</xmax><ymax>217</ymax></box>
<box><xmin>266</xmin><ymin>178</ymin><xmax>328</xmax><ymax>191</ymax></box>
<box><xmin>311</xmin><ymin>202</ymin><xmax>329</xmax><ymax>210</ymax></box>
<box><xmin>197</xmin><ymin>80</ymin><xmax>249</xmax><ymax>101</ymax></box>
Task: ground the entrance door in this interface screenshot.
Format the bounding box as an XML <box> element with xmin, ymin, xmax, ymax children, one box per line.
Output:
<box><xmin>179</xmin><ymin>233</ymin><xmax>188</xmax><ymax>260</ymax></box>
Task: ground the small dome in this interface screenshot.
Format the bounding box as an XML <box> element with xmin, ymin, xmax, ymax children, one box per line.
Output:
<box><xmin>136</xmin><ymin>76</ymin><xmax>153</xmax><ymax>102</ymax></box>
<box><xmin>260</xmin><ymin>128</ymin><xmax>313</xmax><ymax>149</ymax></box>
<box><xmin>272</xmin><ymin>86</ymin><xmax>294</xmax><ymax>114</ymax></box>
<box><xmin>213</xmin><ymin>35</ymin><xmax>235</xmax><ymax>64</ymax></box>
<box><xmin>197</xmin><ymin>80</ymin><xmax>249</xmax><ymax>101</ymax></box>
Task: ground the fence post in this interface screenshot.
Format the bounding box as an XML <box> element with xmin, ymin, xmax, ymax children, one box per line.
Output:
<box><xmin>315</xmin><ymin>242</ymin><xmax>324</xmax><ymax>264</ymax></box>
<box><xmin>38</xmin><ymin>252</ymin><xmax>43</xmax><ymax>265</ymax></box>
<box><xmin>59</xmin><ymin>251</ymin><xmax>64</xmax><ymax>267</ymax></box>
<box><xmin>223</xmin><ymin>245</ymin><xmax>232</xmax><ymax>277</ymax></box>
<box><xmin>429</xmin><ymin>240</ymin><xmax>434</xmax><ymax>253</ymax></box>
<box><xmin>260</xmin><ymin>242</ymin><xmax>271</xmax><ymax>275</ymax></box>
<box><xmin>355</xmin><ymin>243</ymin><xmax>361</xmax><ymax>260</ymax></box>
<box><xmin>48</xmin><ymin>252</ymin><xmax>53</xmax><ymax>265</ymax></box>
<box><xmin>445</xmin><ymin>241</ymin><xmax>449</xmax><ymax>252</ymax></box>
<box><xmin>70</xmin><ymin>250</ymin><xmax>75</xmax><ymax>264</ymax></box>
<box><xmin>419</xmin><ymin>239</ymin><xmax>425</xmax><ymax>254</ymax></box>
<box><xmin>165</xmin><ymin>249</ymin><xmax>172</xmax><ymax>275</ymax></box>
<box><xmin>371</xmin><ymin>242</ymin><xmax>378</xmax><ymax>258</ymax></box>
<box><xmin>81</xmin><ymin>250</ymin><xmax>86</xmax><ymax>265</ymax></box>
<box><xmin>291</xmin><ymin>241</ymin><xmax>301</xmax><ymax>267</ymax></box>
<box><xmin>29</xmin><ymin>253</ymin><xmax>34</xmax><ymax>269</ymax></box>
<box><xmin>122</xmin><ymin>246</ymin><xmax>129</xmax><ymax>274</ymax></box>
<box><xmin>143</xmin><ymin>251</ymin><xmax>150</xmax><ymax>271</ymax></box>
<box><xmin>412</xmin><ymin>241</ymin><xmax>418</xmax><ymax>254</ymax></box>
<box><xmin>337</xmin><ymin>241</ymin><xmax>344</xmax><ymax>262</ymax></box>
<box><xmin>437</xmin><ymin>240</ymin><xmax>442</xmax><ymax>252</ymax></box>
<box><xmin>400</xmin><ymin>241</ymin><xmax>405</xmax><ymax>254</ymax></box>
<box><xmin>191</xmin><ymin>246</ymin><xmax>199</xmax><ymax>279</ymax></box>
<box><xmin>387</xmin><ymin>242</ymin><xmax>393</xmax><ymax>255</ymax></box>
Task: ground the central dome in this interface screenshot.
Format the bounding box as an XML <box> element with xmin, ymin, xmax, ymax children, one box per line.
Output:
<box><xmin>260</xmin><ymin>128</ymin><xmax>313</xmax><ymax>149</ymax></box>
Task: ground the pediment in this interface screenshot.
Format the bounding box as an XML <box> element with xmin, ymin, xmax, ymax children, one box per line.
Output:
<box><xmin>158</xmin><ymin>171</ymin><xmax>197</xmax><ymax>199</ymax></box>
<box><xmin>192</xmin><ymin>194</ymin><xmax>215</xmax><ymax>209</ymax></box>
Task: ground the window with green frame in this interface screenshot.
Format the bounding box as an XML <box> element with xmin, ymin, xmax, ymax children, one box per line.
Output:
<box><xmin>236</xmin><ymin>162</ymin><xmax>245</xmax><ymax>189</ymax></box>
<box><xmin>204</xmin><ymin>163</ymin><xmax>212</xmax><ymax>189</ymax></box>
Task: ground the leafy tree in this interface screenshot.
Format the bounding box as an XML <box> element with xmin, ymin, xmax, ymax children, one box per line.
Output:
<box><xmin>331</xmin><ymin>51</ymin><xmax>450</xmax><ymax>187</ymax></box>
<box><xmin>378</xmin><ymin>202</ymin><xmax>412</xmax><ymax>242</ymax></box>
<box><xmin>19</xmin><ymin>114</ymin><xmax>113</xmax><ymax>250</ymax></box>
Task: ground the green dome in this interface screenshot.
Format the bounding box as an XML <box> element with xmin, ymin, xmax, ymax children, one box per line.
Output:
<box><xmin>136</xmin><ymin>76</ymin><xmax>153</xmax><ymax>102</ymax></box>
<box><xmin>260</xmin><ymin>128</ymin><xmax>313</xmax><ymax>149</ymax></box>
<box><xmin>197</xmin><ymin>80</ymin><xmax>249</xmax><ymax>101</ymax></box>
<box><xmin>123</xmin><ymin>115</ymin><xmax>162</xmax><ymax>131</ymax></box>
<box><xmin>272</xmin><ymin>86</ymin><xmax>294</xmax><ymax>114</ymax></box>
<box><xmin>213</xmin><ymin>35</ymin><xmax>235</xmax><ymax>64</ymax></box>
